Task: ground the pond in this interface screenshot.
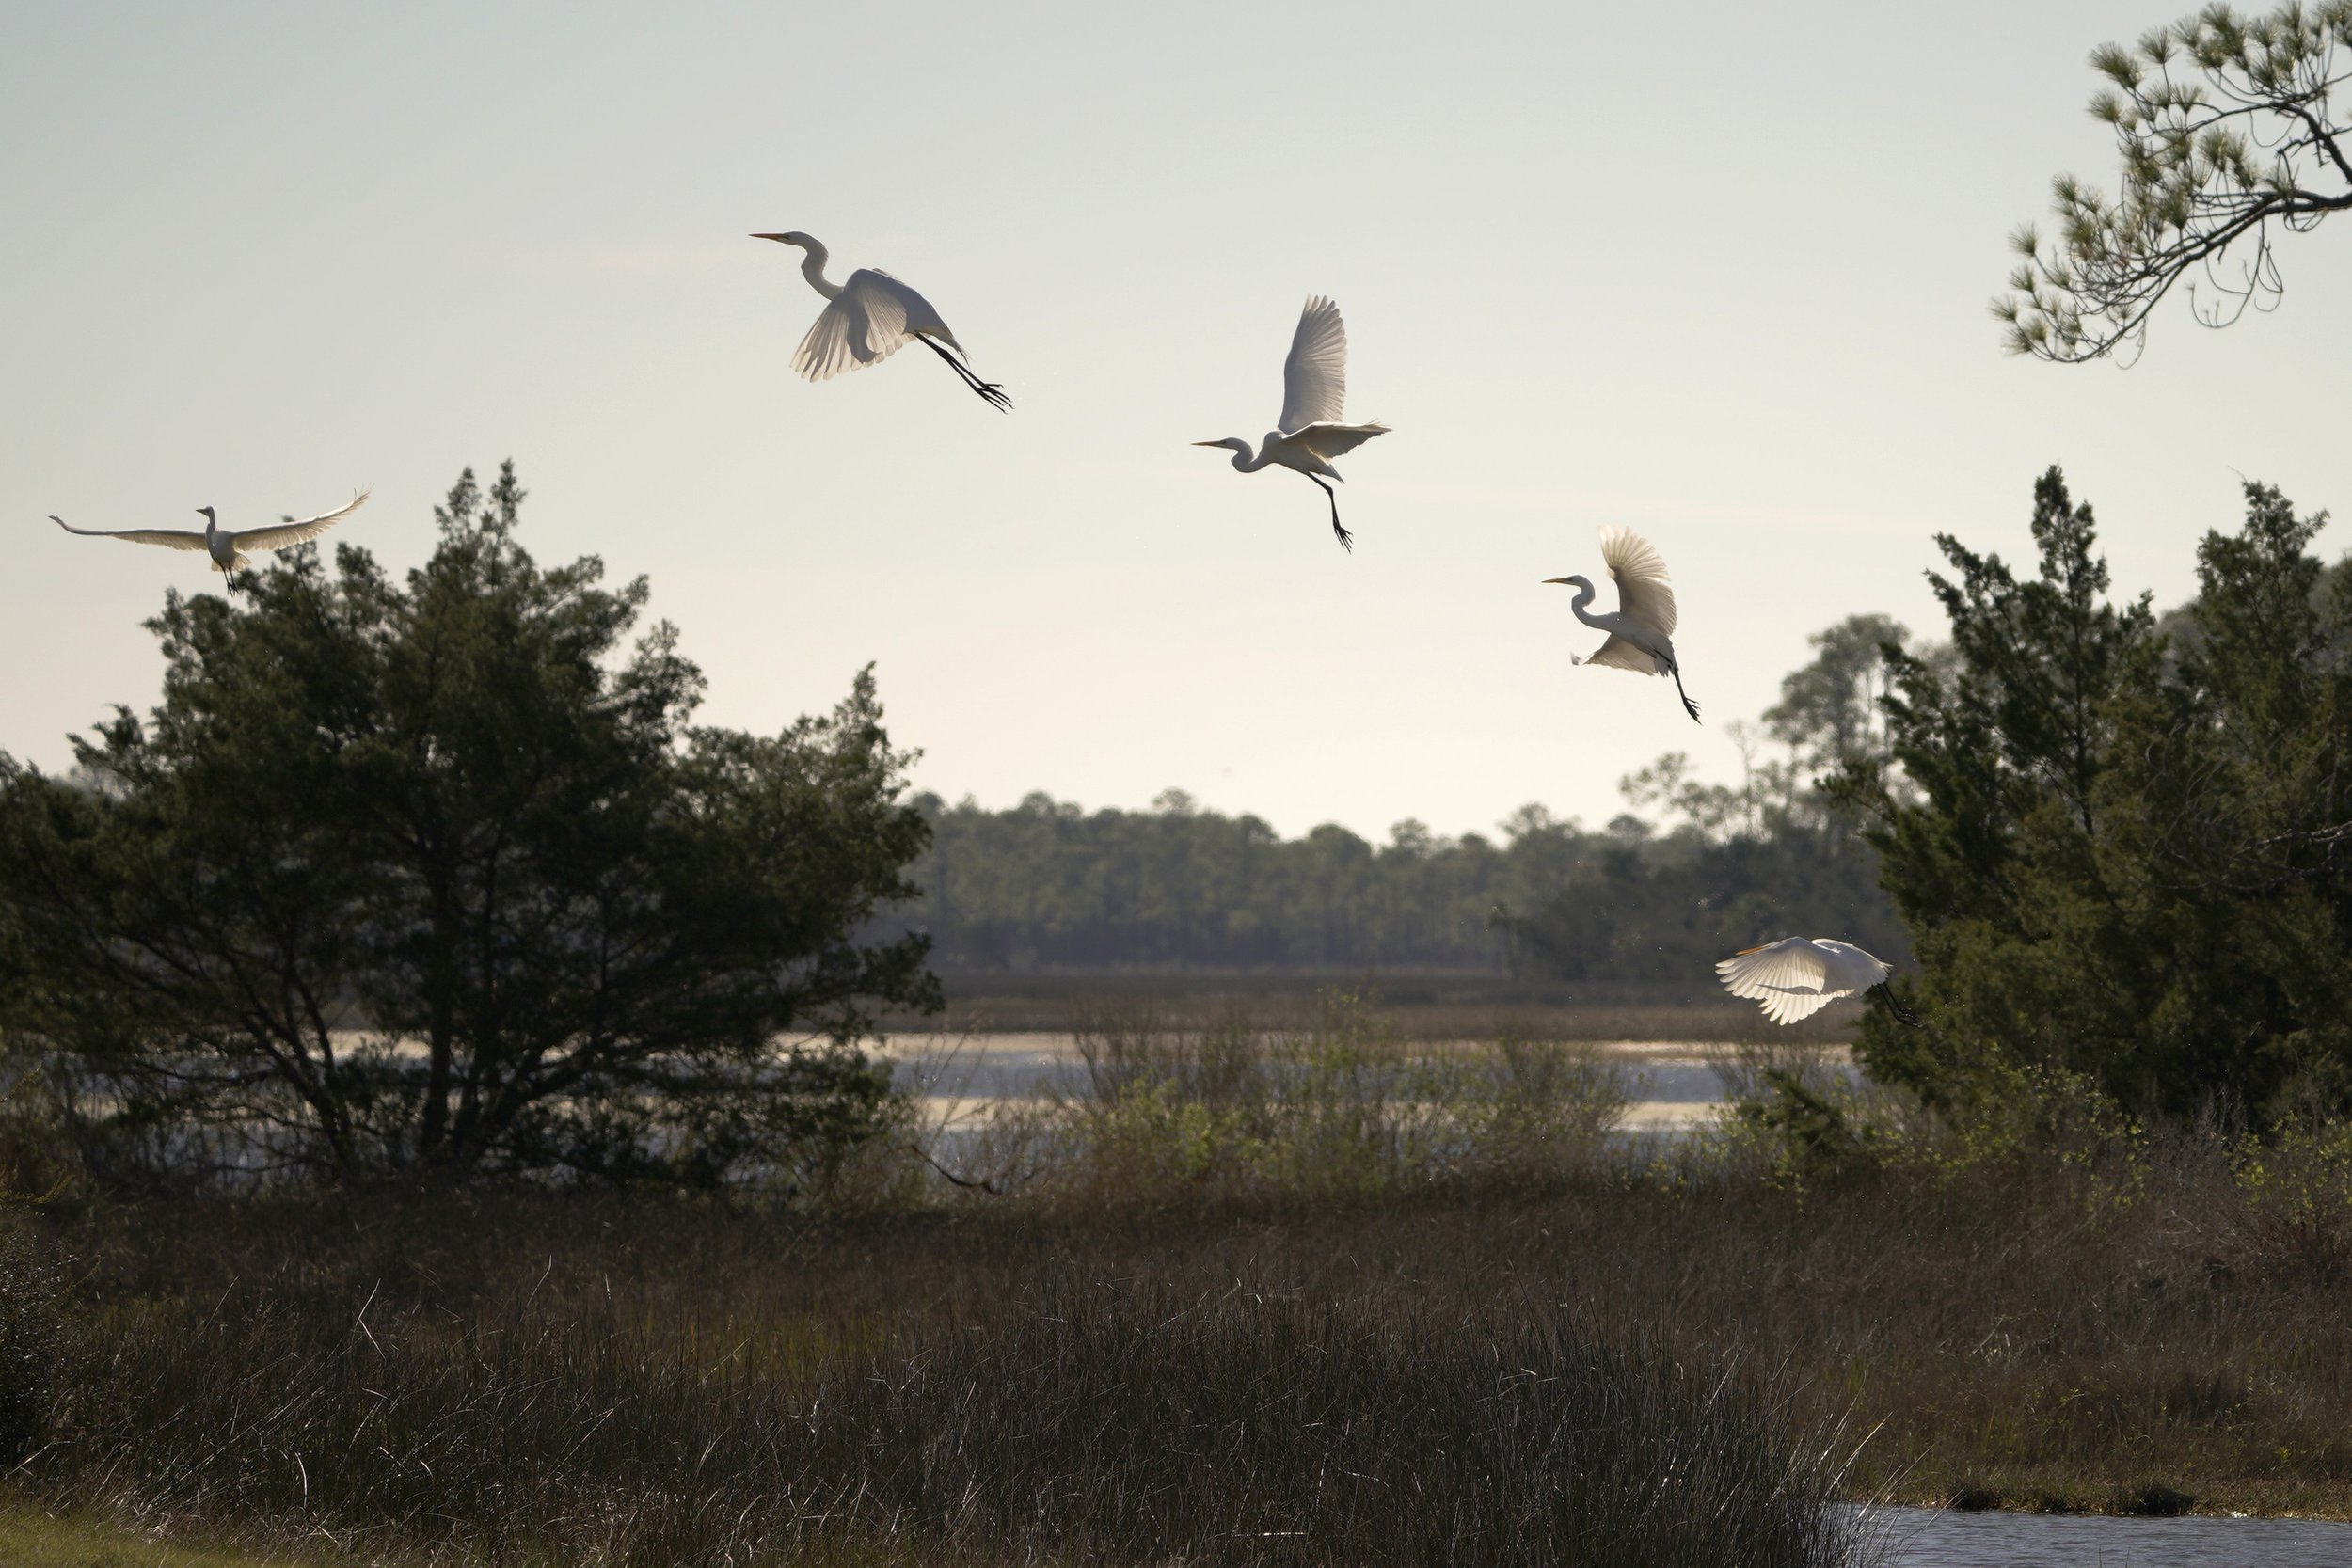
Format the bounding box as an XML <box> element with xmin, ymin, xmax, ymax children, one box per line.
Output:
<box><xmin>1856</xmin><ymin>1504</ymin><xmax>2352</xmax><ymax>1567</ymax></box>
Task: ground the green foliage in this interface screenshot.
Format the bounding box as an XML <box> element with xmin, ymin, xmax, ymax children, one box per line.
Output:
<box><xmin>2233</xmin><ymin>1114</ymin><xmax>2352</xmax><ymax>1276</ymax></box>
<box><xmin>1995</xmin><ymin>1</ymin><xmax>2352</xmax><ymax>361</ymax></box>
<box><xmin>0</xmin><ymin>464</ymin><xmax>938</xmax><ymax>1185</ymax></box>
<box><xmin>1846</xmin><ymin>466</ymin><xmax>2352</xmax><ymax>1124</ymax></box>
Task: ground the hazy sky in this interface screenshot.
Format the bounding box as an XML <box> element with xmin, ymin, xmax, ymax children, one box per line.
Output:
<box><xmin>4</xmin><ymin>1</ymin><xmax>2346</xmax><ymax>843</ymax></box>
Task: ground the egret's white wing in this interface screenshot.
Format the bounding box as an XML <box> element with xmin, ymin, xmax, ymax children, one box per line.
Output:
<box><xmin>794</xmin><ymin>296</ymin><xmax>862</xmax><ymax>381</ymax></box>
<box><xmin>1576</xmin><ymin>635</ymin><xmax>1662</xmax><ymax>673</ymax></box>
<box><xmin>1287</xmin><ymin>421</ymin><xmax>1390</xmax><ymax>463</ymax></box>
<box><xmin>792</xmin><ymin>270</ymin><xmax>905</xmax><ymax>380</ymax></box>
<box><xmin>1599</xmin><ymin>526</ymin><xmax>1678</xmax><ymax>639</ymax></box>
<box><xmin>1278</xmin><ymin>295</ymin><xmax>1348</xmax><ymax>434</ymax></box>
<box><xmin>50</xmin><ymin>516</ymin><xmax>209</xmax><ymax>551</ymax></box>
<box><xmin>229</xmin><ymin>490</ymin><xmax>370</xmax><ymax>554</ymax></box>
<box><xmin>864</xmin><ymin>268</ymin><xmax>960</xmax><ymax>349</ymax></box>
<box><xmin>1715</xmin><ymin>938</ymin><xmax>1850</xmax><ymax>1025</ymax></box>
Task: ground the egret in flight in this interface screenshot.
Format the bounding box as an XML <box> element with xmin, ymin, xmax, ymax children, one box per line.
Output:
<box><xmin>1547</xmin><ymin>527</ymin><xmax>1701</xmax><ymax>721</ymax></box>
<box><xmin>1194</xmin><ymin>295</ymin><xmax>1391</xmax><ymax>551</ymax></box>
<box><xmin>51</xmin><ymin>492</ymin><xmax>370</xmax><ymax>588</ymax></box>
<box><xmin>1715</xmin><ymin>938</ymin><xmax>1920</xmax><ymax>1026</ymax></box>
<box><xmin>753</xmin><ymin>231</ymin><xmax>1009</xmax><ymax>411</ymax></box>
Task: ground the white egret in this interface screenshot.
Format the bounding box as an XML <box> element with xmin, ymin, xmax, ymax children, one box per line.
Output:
<box><xmin>753</xmin><ymin>231</ymin><xmax>1009</xmax><ymax>411</ymax></box>
<box><xmin>1546</xmin><ymin>527</ymin><xmax>1701</xmax><ymax>721</ymax></box>
<box><xmin>1715</xmin><ymin>937</ymin><xmax>1920</xmax><ymax>1026</ymax></box>
<box><xmin>50</xmin><ymin>492</ymin><xmax>370</xmax><ymax>588</ymax></box>
<box><xmin>1194</xmin><ymin>295</ymin><xmax>1391</xmax><ymax>551</ymax></box>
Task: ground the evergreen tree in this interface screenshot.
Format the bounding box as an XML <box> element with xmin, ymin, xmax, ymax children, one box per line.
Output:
<box><xmin>1849</xmin><ymin>467</ymin><xmax>2352</xmax><ymax>1120</ymax></box>
<box><xmin>0</xmin><ymin>464</ymin><xmax>937</xmax><ymax>1183</ymax></box>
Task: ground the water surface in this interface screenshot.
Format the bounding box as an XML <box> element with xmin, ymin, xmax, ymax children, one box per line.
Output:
<box><xmin>1857</xmin><ymin>1504</ymin><xmax>2352</xmax><ymax>1567</ymax></box>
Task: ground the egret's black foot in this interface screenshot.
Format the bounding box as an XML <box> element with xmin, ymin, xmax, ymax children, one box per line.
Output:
<box><xmin>1876</xmin><ymin>986</ymin><xmax>1924</xmax><ymax>1028</ymax></box>
<box><xmin>1681</xmin><ymin>696</ymin><xmax>1702</xmax><ymax>722</ymax></box>
<box><xmin>971</xmin><ymin>380</ymin><xmax>1012</xmax><ymax>413</ymax></box>
<box><xmin>1331</xmin><ymin>520</ymin><xmax>1355</xmax><ymax>552</ymax></box>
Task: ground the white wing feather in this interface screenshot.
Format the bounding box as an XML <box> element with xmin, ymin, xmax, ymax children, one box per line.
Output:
<box><xmin>1286</xmin><ymin>421</ymin><xmax>1390</xmax><ymax>463</ymax></box>
<box><xmin>794</xmin><ymin>269</ymin><xmax>960</xmax><ymax>381</ymax></box>
<box><xmin>1577</xmin><ymin>636</ymin><xmax>1663</xmax><ymax>673</ymax></box>
<box><xmin>50</xmin><ymin>516</ymin><xmax>209</xmax><ymax>551</ymax></box>
<box><xmin>230</xmin><ymin>490</ymin><xmax>371</xmax><ymax>553</ymax></box>
<box><xmin>1278</xmin><ymin>295</ymin><xmax>1348</xmax><ymax>434</ymax></box>
<box><xmin>1599</xmin><ymin>526</ymin><xmax>1678</xmax><ymax>639</ymax></box>
<box><xmin>1715</xmin><ymin>938</ymin><xmax>1869</xmax><ymax>1026</ymax></box>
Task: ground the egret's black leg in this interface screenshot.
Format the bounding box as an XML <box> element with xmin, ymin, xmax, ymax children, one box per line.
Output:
<box><xmin>916</xmin><ymin>335</ymin><xmax>1012</xmax><ymax>412</ymax></box>
<box><xmin>1873</xmin><ymin>984</ymin><xmax>1924</xmax><ymax>1028</ymax></box>
<box><xmin>1308</xmin><ymin>476</ymin><xmax>1353</xmax><ymax>552</ymax></box>
<box><xmin>1666</xmin><ymin>659</ymin><xmax>1701</xmax><ymax>722</ymax></box>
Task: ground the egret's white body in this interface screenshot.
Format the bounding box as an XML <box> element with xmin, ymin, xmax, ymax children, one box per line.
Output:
<box><xmin>51</xmin><ymin>492</ymin><xmax>370</xmax><ymax>585</ymax></box>
<box><xmin>1195</xmin><ymin>295</ymin><xmax>1390</xmax><ymax>550</ymax></box>
<box><xmin>753</xmin><ymin>231</ymin><xmax>1009</xmax><ymax>411</ymax></box>
<box><xmin>1715</xmin><ymin>937</ymin><xmax>1915</xmax><ymax>1025</ymax></box>
<box><xmin>1546</xmin><ymin>526</ymin><xmax>1701</xmax><ymax>721</ymax></box>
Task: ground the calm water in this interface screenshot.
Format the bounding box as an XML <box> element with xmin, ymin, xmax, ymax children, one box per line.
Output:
<box><xmin>881</xmin><ymin>1033</ymin><xmax>1774</xmax><ymax>1132</ymax></box>
<box><xmin>1856</xmin><ymin>1505</ymin><xmax>2352</xmax><ymax>1567</ymax></box>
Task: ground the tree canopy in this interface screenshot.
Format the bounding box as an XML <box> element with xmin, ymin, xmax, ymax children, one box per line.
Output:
<box><xmin>1995</xmin><ymin>0</ymin><xmax>2352</xmax><ymax>362</ymax></box>
<box><xmin>1844</xmin><ymin>467</ymin><xmax>2352</xmax><ymax>1122</ymax></box>
<box><xmin>0</xmin><ymin>464</ymin><xmax>937</xmax><ymax>1184</ymax></box>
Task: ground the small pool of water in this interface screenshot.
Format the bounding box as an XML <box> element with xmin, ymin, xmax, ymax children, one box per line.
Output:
<box><xmin>1854</xmin><ymin>1504</ymin><xmax>2352</xmax><ymax>1567</ymax></box>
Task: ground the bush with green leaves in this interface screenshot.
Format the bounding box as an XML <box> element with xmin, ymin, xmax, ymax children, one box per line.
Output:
<box><xmin>0</xmin><ymin>464</ymin><xmax>938</xmax><ymax>1185</ymax></box>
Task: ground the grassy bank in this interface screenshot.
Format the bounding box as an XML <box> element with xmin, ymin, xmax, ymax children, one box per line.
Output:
<box><xmin>28</xmin><ymin>1196</ymin><xmax>1851</xmax><ymax>1567</ymax></box>
<box><xmin>7</xmin><ymin>999</ymin><xmax>2350</xmax><ymax>1563</ymax></box>
<box><xmin>0</xmin><ymin>1505</ymin><xmax>354</xmax><ymax>1568</ymax></box>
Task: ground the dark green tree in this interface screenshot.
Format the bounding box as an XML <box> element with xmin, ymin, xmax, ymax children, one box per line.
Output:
<box><xmin>0</xmin><ymin>464</ymin><xmax>937</xmax><ymax>1183</ymax></box>
<box><xmin>1847</xmin><ymin>467</ymin><xmax>2352</xmax><ymax>1120</ymax></box>
<box><xmin>1996</xmin><ymin>1</ymin><xmax>2352</xmax><ymax>362</ymax></box>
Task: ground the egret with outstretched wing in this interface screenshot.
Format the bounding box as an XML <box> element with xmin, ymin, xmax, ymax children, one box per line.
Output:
<box><xmin>1546</xmin><ymin>526</ymin><xmax>1701</xmax><ymax>721</ymax></box>
<box><xmin>754</xmin><ymin>231</ymin><xmax>1009</xmax><ymax>411</ymax></box>
<box><xmin>52</xmin><ymin>491</ymin><xmax>370</xmax><ymax>586</ymax></box>
<box><xmin>1194</xmin><ymin>295</ymin><xmax>1391</xmax><ymax>550</ymax></box>
<box><xmin>1715</xmin><ymin>937</ymin><xmax>1919</xmax><ymax>1026</ymax></box>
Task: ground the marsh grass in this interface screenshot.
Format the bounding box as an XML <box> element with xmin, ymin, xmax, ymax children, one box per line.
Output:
<box><xmin>14</xmin><ymin>997</ymin><xmax>2352</xmax><ymax>1566</ymax></box>
<box><xmin>33</xmin><ymin>1212</ymin><xmax>1853</xmax><ymax>1568</ymax></box>
<box><xmin>924</xmin><ymin>995</ymin><xmax>1631</xmax><ymax>1202</ymax></box>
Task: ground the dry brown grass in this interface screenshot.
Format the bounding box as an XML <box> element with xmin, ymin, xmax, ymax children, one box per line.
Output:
<box><xmin>13</xmin><ymin>996</ymin><xmax>2352</xmax><ymax>1565</ymax></box>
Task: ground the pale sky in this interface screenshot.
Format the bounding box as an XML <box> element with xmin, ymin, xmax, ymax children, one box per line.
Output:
<box><xmin>4</xmin><ymin>1</ymin><xmax>2346</xmax><ymax>842</ymax></box>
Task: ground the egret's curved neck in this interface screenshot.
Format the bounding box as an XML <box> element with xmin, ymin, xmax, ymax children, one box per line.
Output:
<box><xmin>1563</xmin><ymin>577</ymin><xmax>1602</xmax><ymax>626</ymax></box>
<box><xmin>794</xmin><ymin>240</ymin><xmax>841</xmax><ymax>300</ymax></box>
<box><xmin>1221</xmin><ymin>439</ymin><xmax>1269</xmax><ymax>472</ymax></box>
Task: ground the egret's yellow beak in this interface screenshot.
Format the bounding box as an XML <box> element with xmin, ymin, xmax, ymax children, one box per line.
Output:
<box><xmin>1542</xmin><ymin>577</ymin><xmax>1573</xmax><ymax>585</ymax></box>
<box><xmin>749</xmin><ymin>233</ymin><xmax>788</xmax><ymax>242</ymax></box>
<box><xmin>1191</xmin><ymin>441</ymin><xmax>1223</xmax><ymax>447</ymax></box>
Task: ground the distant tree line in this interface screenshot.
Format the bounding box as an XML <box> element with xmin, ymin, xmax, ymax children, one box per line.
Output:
<box><xmin>895</xmin><ymin>617</ymin><xmax>1919</xmax><ymax>983</ymax></box>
